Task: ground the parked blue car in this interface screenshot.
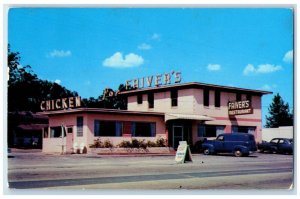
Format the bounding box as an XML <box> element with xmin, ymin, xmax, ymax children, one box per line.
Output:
<box><xmin>257</xmin><ymin>138</ymin><xmax>293</xmax><ymax>154</ymax></box>
<box><xmin>202</xmin><ymin>133</ymin><xmax>257</xmax><ymax>157</ymax></box>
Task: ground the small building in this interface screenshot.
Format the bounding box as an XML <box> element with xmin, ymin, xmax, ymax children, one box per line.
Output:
<box><xmin>8</xmin><ymin>111</ymin><xmax>48</xmax><ymax>148</ymax></box>
<box><xmin>39</xmin><ymin>82</ymin><xmax>272</xmax><ymax>153</ymax></box>
<box><xmin>262</xmin><ymin>126</ymin><xmax>293</xmax><ymax>141</ymax></box>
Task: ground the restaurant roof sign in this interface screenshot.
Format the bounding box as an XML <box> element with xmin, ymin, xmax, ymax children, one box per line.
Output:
<box><xmin>40</xmin><ymin>96</ymin><xmax>81</xmax><ymax>111</ymax></box>
<box><xmin>228</xmin><ymin>100</ymin><xmax>253</xmax><ymax>116</ymax></box>
<box><xmin>125</xmin><ymin>71</ymin><xmax>182</xmax><ymax>90</ymax></box>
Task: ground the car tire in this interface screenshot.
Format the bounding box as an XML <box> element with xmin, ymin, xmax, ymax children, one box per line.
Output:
<box><xmin>258</xmin><ymin>149</ymin><xmax>264</xmax><ymax>153</ymax></box>
<box><xmin>234</xmin><ymin>149</ymin><xmax>243</xmax><ymax>157</ymax></box>
<box><xmin>203</xmin><ymin>148</ymin><xmax>210</xmax><ymax>155</ymax></box>
<box><xmin>270</xmin><ymin>147</ymin><xmax>278</xmax><ymax>154</ymax></box>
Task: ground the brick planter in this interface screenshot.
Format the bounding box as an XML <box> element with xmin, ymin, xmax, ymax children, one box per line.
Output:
<box><xmin>89</xmin><ymin>147</ymin><xmax>175</xmax><ymax>155</ymax></box>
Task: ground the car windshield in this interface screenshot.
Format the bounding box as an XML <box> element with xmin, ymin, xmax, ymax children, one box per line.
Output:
<box><xmin>270</xmin><ymin>139</ymin><xmax>278</xmax><ymax>144</ymax></box>
<box><xmin>216</xmin><ymin>136</ymin><xmax>224</xmax><ymax>141</ymax></box>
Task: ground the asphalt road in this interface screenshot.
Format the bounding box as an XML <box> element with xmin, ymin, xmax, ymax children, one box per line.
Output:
<box><xmin>6</xmin><ymin>150</ymin><xmax>294</xmax><ymax>191</ymax></box>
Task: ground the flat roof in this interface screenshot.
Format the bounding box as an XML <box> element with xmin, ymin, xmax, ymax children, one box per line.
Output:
<box><xmin>37</xmin><ymin>108</ymin><xmax>165</xmax><ymax>116</ymax></box>
<box><xmin>17</xmin><ymin>124</ymin><xmax>48</xmax><ymax>131</ymax></box>
<box><xmin>119</xmin><ymin>82</ymin><xmax>273</xmax><ymax>96</ymax></box>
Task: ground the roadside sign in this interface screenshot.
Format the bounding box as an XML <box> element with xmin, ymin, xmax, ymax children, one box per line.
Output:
<box><xmin>175</xmin><ymin>141</ymin><xmax>193</xmax><ymax>163</ymax></box>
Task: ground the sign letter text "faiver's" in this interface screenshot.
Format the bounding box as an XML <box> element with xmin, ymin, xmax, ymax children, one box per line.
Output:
<box><xmin>125</xmin><ymin>71</ymin><xmax>182</xmax><ymax>90</ymax></box>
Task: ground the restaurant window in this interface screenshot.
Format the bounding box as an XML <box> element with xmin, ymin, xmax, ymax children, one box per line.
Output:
<box><xmin>232</xmin><ymin>126</ymin><xmax>256</xmax><ymax>134</ymax></box>
<box><xmin>236</xmin><ymin>93</ymin><xmax>242</xmax><ymax>101</ymax></box>
<box><xmin>205</xmin><ymin>125</ymin><xmax>217</xmax><ymax>137</ymax></box>
<box><xmin>67</xmin><ymin>127</ymin><xmax>73</xmax><ymax>133</ymax></box>
<box><xmin>50</xmin><ymin>126</ymin><xmax>66</xmax><ymax>138</ymax></box>
<box><xmin>204</xmin><ymin>88</ymin><xmax>209</xmax><ymax>106</ymax></box>
<box><xmin>148</xmin><ymin>93</ymin><xmax>154</xmax><ymax>108</ymax></box>
<box><xmin>94</xmin><ymin>120</ymin><xmax>122</xmax><ymax>137</ymax></box>
<box><xmin>215</xmin><ymin>90</ymin><xmax>220</xmax><ymax>107</ymax></box>
<box><xmin>197</xmin><ymin>125</ymin><xmax>225</xmax><ymax>137</ymax></box>
<box><xmin>131</xmin><ymin>122</ymin><xmax>156</xmax><ymax>137</ymax></box>
<box><xmin>77</xmin><ymin>116</ymin><xmax>83</xmax><ymax>137</ymax></box>
<box><xmin>137</xmin><ymin>94</ymin><xmax>143</xmax><ymax>104</ymax></box>
<box><xmin>171</xmin><ymin>89</ymin><xmax>178</xmax><ymax>107</ymax></box>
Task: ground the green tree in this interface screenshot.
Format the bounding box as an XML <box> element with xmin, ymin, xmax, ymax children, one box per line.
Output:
<box><xmin>8</xmin><ymin>45</ymin><xmax>134</xmax><ymax>112</ymax></box>
<box><xmin>265</xmin><ymin>93</ymin><xmax>293</xmax><ymax>128</ymax></box>
<box><xmin>81</xmin><ymin>84</ymin><xmax>134</xmax><ymax>110</ymax></box>
<box><xmin>8</xmin><ymin>44</ymin><xmax>37</xmax><ymax>86</ymax></box>
<box><xmin>102</xmin><ymin>84</ymin><xmax>134</xmax><ymax>109</ymax></box>
<box><xmin>8</xmin><ymin>45</ymin><xmax>78</xmax><ymax>112</ymax></box>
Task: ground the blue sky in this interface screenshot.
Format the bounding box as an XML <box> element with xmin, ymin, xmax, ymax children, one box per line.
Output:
<box><xmin>8</xmin><ymin>8</ymin><xmax>294</xmax><ymax>124</ymax></box>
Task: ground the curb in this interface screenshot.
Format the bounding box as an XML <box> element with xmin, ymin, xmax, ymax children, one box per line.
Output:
<box><xmin>95</xmin><ymin>153</ymin><xmax>176</xmax><ymax>157</ymax></box>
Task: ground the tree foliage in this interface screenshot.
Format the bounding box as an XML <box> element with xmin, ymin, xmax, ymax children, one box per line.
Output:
<box><xmin>81</xmin><ymin>84</ymin><xmax>134</xmax><ymax>110</ymax></box>
<box><xmin>265</xmin><ymin>93</ymin><xmax>293</xmax><ymax>128</ymax></box>
<box><xmin>8</xmin><ymin>45</ymin><xmax>78</xmax><ymax>112</ymax></box>
<box><xmin>8</xmin><ymin>45</ymin><xmax>133</xmax><ymax>112</ymax></box>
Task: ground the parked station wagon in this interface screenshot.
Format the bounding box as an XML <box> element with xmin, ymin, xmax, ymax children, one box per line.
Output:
<box><xmin>202</xmin><ymin>133</ymin><xmax>257</xmax><ymax>157</ymax></box>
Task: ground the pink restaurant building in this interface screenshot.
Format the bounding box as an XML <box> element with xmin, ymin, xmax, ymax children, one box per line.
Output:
<box><xmin>39</xmin><ymin>82</ymin><xmax>271</xmax><ymax>153</ymax></box>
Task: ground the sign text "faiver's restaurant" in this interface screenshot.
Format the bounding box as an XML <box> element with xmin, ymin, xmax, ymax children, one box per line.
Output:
<box><xmin>125</xmin><ymin>71</ymin><xmax>182</xmax><ymax>90</ymax></box>
<box><xmin>228</xmin><ymin>100</ymin><xmax>253</xmax><ymax>116</ymax></box>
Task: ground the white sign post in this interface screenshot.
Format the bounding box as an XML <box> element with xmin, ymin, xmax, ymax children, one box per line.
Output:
<box><xmin>61</xmin><ymin>124</ymin><xmax>66</xmax><ymax>155</ymax></box>
<box><xmin>175</xmin><ymin>141</ymin><xmax>193</xmax><ymax>164</ymax></box>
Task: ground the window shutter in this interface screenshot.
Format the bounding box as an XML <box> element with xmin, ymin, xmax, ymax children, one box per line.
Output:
<box><xmin>116</xmin><ymin>121</ymin><xmax>122</xmax><ymax>136</ymax></box>
<box><xmin>197</xmin><ymin>125</ymin><xmax>205</xmax><ymax>137</ymax></box>
<box><xmin>150</xmin><ymin>123</ymin><xmax>156</xmax><ymax>137</ymax></box>
<box><xmin>131</xmin><ymin>122</ymin><xmax>136</xmax><ymax>136</ymax></box>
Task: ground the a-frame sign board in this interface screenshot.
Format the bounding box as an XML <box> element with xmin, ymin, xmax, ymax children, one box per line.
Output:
<box><xmin>175</xmin><ymin>141</ymin><xmax>193</xmax><ymax>164</ymax></box>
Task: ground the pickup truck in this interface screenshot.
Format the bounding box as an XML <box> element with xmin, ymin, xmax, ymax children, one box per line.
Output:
<box><xmin>257</xmin><ymin>138</ymin><xmax>293</xmax><ymax>154</ymax></box>
<box><xmin>202</xmin><ymin>133</ymin><xmax>257</xmax><ymax>157</ymax></box>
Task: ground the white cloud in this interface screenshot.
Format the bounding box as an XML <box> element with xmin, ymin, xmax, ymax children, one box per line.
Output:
<box><xmin>260</xmin><ymin>84</ymin><xmax>271</xmax><ymax>91</ymax></box>
<box><xmin>260</xmin><ymin>84</ymin><xmax>277</xmax><ymax>91</ymax></box>
<box><xmin>138</xmin><ymin>43</ymin><xmax>152</xmax><ymax>50</ymax></box>
<box><xmin>151</xmin><ymin>33</ymin><xmax>161</xmax><ymax>41</ymax></box>
<box><xmin>103</xmin><ymin>52</ymin><xmax>144</xmax><ymax>68</ymax></box>
<box><xmin>283</xmin><ymin>50</ymin><xmax>293</xmax><ymax>63</ymax></box>
<box><xmin>243</xmin><ymin>64</ymin><xmax>256</xmax><ymax>75</ymax></box>
<box><xmin>257</xmin><ymin>64</ymin><xmax>282</xmax><ymax>73</ymax></box>
<box><xmin>54</xmin><ymin>79</ymin><xmax>61</xmax><ymax>84</ymax></box>
<box><xmin>207</xmin><ymin>64</ymin><xmax>221</xmax><ymax>71</ymax></box>
<box><xmin>49</xmin><ymin>50</ymin><xmax>71</xmax><ymax>58</ymax></box>
<box><xmin>243</xmin><ymin>64</ymin><xmax>282</xmax><ymax>75</ymax></box>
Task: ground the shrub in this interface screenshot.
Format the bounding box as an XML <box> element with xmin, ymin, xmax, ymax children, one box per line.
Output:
<box><xmin>131</xmin><ymin>139</ymin><xmax>147</xmax><ymax>149</ymax></box>
<box><xmin>118</xmin><ymin>140</ymin><xmax>132</xmax><ymax>148</ymax></box>
<box><xmin>89</xmin><ymin>138</ymin><xmax>103</xmax><ymax>148</ymax></box>
<box><xmin>146</xmin><ymin>140</ymin><xmax>157</xmax><ymax>147</ymax></box>
<box><xmin>138</xmin><ymin>139</ymin><xmax>147</xmax><ymax>149</ymax></box>
<box><xmin>103</xmin><ymin>139</ymin><xmax>113</xmax><ymax>148</ymax></box>
<box><xmin>117</xmin><ymin>138</ymin><xmax>167</xmax><ymax>148</ymax></box>
<box><xmin>156</xmin><ymin>137</ymin><xmax>166</xmax><ymax>147</ymax></box>
<box><xmin>90</xmin><ymin>138</ymin><xmax>114</xmax><ymax>148</ymax></box>
<box><xmin>131</xmin><ymin>139</ymin><xmax>140</xmax><ymax>148</ymax></box>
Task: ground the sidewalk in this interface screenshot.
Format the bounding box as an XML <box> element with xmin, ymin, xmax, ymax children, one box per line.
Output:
<box><xmin>10</xmin><ymin>148</ymin><xmax>42</xmax><ymax>153</ymax></box>
<box><xmin>8</xmin><ymin>147</ymin><xmax>177</xmax><ymax>157</ymax></box>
